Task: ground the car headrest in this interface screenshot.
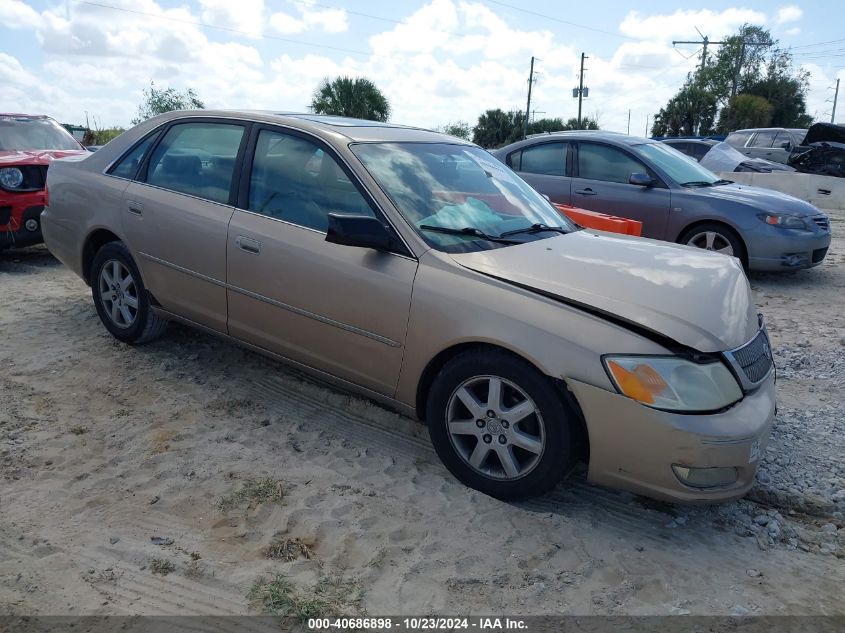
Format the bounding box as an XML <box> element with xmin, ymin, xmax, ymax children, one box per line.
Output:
<box><xmin>163</xmin><ymin>153</ymin><xmax>201</xmax><ymax>176</ymax></box>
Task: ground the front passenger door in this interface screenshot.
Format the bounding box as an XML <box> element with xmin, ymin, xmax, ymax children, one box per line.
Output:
<box><xmin>226</xmin><ymin>128</ymin><xmax>418</xmax><ymax>396</ymax></box>
<box><xmin>571</xmin><ymin>142</ymin><xmax>671</xmax><ymax>239</ymax></box>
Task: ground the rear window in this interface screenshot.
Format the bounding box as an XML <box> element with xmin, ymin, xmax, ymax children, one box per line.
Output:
<box><xmin>749</xmin><ymin>130</ymin><xmax>778</xmax><ymax>148</ymax></box>
<box><xmin>517</xmin><ymin>143</ymin><xmax>568</xmax><ymax>176</ymax></box>
<box><xmin>725</xmin><ymin>131</ymin><xmax>752</xmax><ymax>148</ymax></box>
<box><xmin>145</xmin><ymin>122</ymin><xmax>245</xmax><ymax>204</ymax></box>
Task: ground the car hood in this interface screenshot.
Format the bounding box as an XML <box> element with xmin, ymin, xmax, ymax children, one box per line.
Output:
<box><xmin>0</xmin><ymin>149</ymin><xmax>88</xmax><ymax>166</ymax></box>
<box><xmin>687</xmin><ymin>181</ymin><xmax>820</xmax><ymax>216</ymax></box>
<box><xmin>450</xmin><ymin>231</ymin><xmax>758</xmax><ymax>353</ymax></box>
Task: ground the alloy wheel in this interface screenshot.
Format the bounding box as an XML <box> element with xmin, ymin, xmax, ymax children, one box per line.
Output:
<box><xmin>446</xmin><ymin>375</ymin><xmax>545</xmax><ymax>480</ymax></box>
<box><xmin>98</xmin><ymin>259</ymin><xmax>139</xmax><ymax>328</ymax></box>
<box><xmin>686</xmin><ymin>230</ymin><xmax>734</xmax><ymax>256</ymax></box>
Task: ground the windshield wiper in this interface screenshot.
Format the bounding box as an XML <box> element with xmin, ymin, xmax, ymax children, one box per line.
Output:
<box><xmin>499</xmin><ymin>223</ymin><xmax>570</xmax><ymax>238</ymax></box>
<box><xmin>712</xmin><ymin>179</ymin><xmax>733</xmax><ymax>185</ymax></box>
<box><xmin>419</xmin><ymin>225</ymin><xmax>521</xmax><ymax>244</ymax></box>
<box><xmin>680</xmin><ymin>180</ymin><xmax>716</xmax><ymax>187</ymax></box>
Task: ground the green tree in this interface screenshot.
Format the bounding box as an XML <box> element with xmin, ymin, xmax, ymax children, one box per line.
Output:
<box><xmin>717</xmin><ymin>94</ymin><xmax>774</xmax><ymax>131</ymax></box>
<box><xmin>471</xmin><ymin>111</ymin><xmax>600</xmax><ymax>148</ymax></box>
<box><xmin>310</xmin><ymin>76</ymin><xmax>391</xmax><ymax>122</ymax></box>
<box><xmin>437</xmin><ymin>121</ymin><xmax>472</xmax><ymax>140</ymax></box>
<box><xmin>132</xmin><ymin>81</ymin><xmax>205</xmax><ymax>124</ymax></box>
<box><xmin>651</xmin><ymin>80</ymin><xmax>718</xmax><ymax>136</ymax></box>
<box><xmin>471</xmin><ymin>109</ymin><xmax>525</xmax><ymax>148</ymax></box>
<box><xmin>655</xmin><ymin>24</ymin><xmax>812</xmax><ymax>136</ymax></box>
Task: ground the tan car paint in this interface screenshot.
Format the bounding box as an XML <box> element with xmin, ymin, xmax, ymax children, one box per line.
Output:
<box><xmin>42</xmin><ymin>109</ymin><xmax>774</xmax><ymax>502</ymax></box>
<box><xmin>121</xmin><ymin>181</ymin><xmax>234</xmax><ymax>333</ymax></box>
<box><xmin>226</xmin><ymin>209</ymin><xmax>418</xmax><ymax>395</ymax></box>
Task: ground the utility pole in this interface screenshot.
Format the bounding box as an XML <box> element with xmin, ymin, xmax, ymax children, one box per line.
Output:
<box><xmin>645</xmin><ymin>114</ymin><xmax>650</xmax><ymax>137</ymax></box>
<box><xmin>672</xmin><ymin>32</ymin><xmax>725</xmax><ymax>72</ymax></box>
<box><xmin>524</xmin><ymin>56</ymin><xmax>536</xmax><ymax>139</ymax></box>
<box><xmin>627</xmin><ymin>109</ymin><xmax>631</xmax><ymax>135</ymax></box>
<box><xmin>577</xmin><ymin>52</ymin><xmax>588</xmax><ymax>129</ymax></box>
<box><xmin>832</xmin><ymin>78</ymin><xmax>840</xmax><ymax>123</ymax></box>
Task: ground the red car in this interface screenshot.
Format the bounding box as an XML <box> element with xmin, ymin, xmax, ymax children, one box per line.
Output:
<box><xmin>1</xmin><ymin>114</ymin><xmax>88</xmax><ymax>250</ymax></box>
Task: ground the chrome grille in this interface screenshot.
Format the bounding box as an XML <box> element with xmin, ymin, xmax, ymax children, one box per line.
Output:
<box><xmin>812</xmin><ymin>215</ymin><xmax>830</xmax><ymax>231</ymax></box>
<box><xmin>724</xmin><ymin>327</ymin><xmax>773</xmax><ymax>390</ymax></box>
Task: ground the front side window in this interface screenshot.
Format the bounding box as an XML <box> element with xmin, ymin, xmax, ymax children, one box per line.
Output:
<box><xmin>146</xmin><ymin>122</ymin><xmax>245</xmax><ymax>204</ymax></box>
<box><xmin>518</xmin><ymin>143</ymin><xmax>568</xmax><ymax>176</ymax></box>
<box><xmin>351</xmin><ymin>142</ymin><xmax>576</xmax><ymax>254</ymax></box>
<box><xmin>110</xmin><ymin>134</ymin><xmax>157</xmax><ymax>180</ymax></box>
<box><xmin>632</xmin><ymin>142</ymin><xmax>720</xmax><ymax>186</ymax></box>
<box><xmin>248</xmin><ymin>130</ymin><xmax>375</xmax><ymax>232</ymax></box>
<box><xmin>577</xmin><ymin>143</ymin><xmax>647</xmax><ymax>184</ymax></box>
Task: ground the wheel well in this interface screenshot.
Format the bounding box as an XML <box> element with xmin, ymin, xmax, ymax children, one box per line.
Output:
<box><xmin>676</xmin><ymin>219</ymin><xmax>748</xmax><ymax>265</ymax></box>
<box><xmin>415</xmin><ymin>342</ymin><xmax>590</xmax><ymax>463</ymax></box>
<box><xmin>82</xmin><ymin>229</ymin><xmax>121</xmax><ymax>285</ymax></box>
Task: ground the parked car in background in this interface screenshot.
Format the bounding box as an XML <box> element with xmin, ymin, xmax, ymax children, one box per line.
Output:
<box><xmin>494</xmin><ymin>131</ymin><xmax>830</xmax><ymax>271</ymax></box>
<box><xmin>1</xmin><ymin>113</ymin><xmax>88</xmax><ymax>250</ymax></box>
<box><xmin>44</xmin><ymin>110</ymin><xmax>777</xmax><ymax>503</ymax></box>
<box><xmin>724</xmin><ymin>127</ymin><xmax>808</xmax><ymax>165</ymax></box>
<box><xmin>661</xmin><ymin>138</ymin><xmax>793</xmax><ymax>173</ymax></box>
<box><xmin>788</xmin><ymin>122</ymin><xmax>845</xmax><ymax>178</ymax></box>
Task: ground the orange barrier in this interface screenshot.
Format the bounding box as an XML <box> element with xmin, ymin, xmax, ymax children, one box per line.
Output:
<box><xmin>555</xmin><ymin>204</ymin><xmax>642</xmax><ymax>237</ymax></box>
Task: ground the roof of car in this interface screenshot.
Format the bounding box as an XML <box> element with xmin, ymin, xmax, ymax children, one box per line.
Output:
<box><xmin>494</xmin><ymin>130</ymin><xmax>655</xmax><ymax>154</ymax></box>
<box><xmin>155</xmin><ymin>109</ymin><xmax>472</xmax><ymax>145</ymax></box>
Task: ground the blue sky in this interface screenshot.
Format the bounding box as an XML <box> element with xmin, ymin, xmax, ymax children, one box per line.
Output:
<box><xmin>2</xmin><ymin>0</ymin><xmax>844</xmax><ymax>132</ymax></box>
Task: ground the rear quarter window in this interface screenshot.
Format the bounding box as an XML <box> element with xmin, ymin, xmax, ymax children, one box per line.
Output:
<box><xmin>725</xmin><ymin>131</ymin><xmax>752</xmax><ymax>148</ymax></box>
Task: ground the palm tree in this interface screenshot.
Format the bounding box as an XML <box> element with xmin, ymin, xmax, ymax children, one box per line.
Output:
<box><xmin>310</xmin><ymin>76</ymin><xmax>391</xmax><ymax>122</ymax></box>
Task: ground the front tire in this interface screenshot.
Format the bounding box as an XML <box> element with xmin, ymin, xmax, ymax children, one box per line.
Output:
<box><xmin>91</xmin><ymin>241</ymin><xmax>167</xmax><ymax>344</ymax></box>
<box><xmin>679</xmin><ymin>222</ymin><xmax>746</xmax><ymax>267</ymax></box>
<box><xmin>426</xmin><ymin>350</ymin><xmax>576</xmax><ymax>500</ymax></box>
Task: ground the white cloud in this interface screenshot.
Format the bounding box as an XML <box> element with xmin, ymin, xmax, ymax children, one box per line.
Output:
<box><xmin>270</xmin><ymin>1</ymin><xmax>348</xmax><ymax>34</ymax></box>
<box><xmin>0</xmin><ymin>0</ymin><xmax>835</xmax><ymax>134</ymax></box>
<box><xmin>775</xmin><ymin>6</ymin><xmax>803</xmax><ymax>24</ymax></box>
<box><xmin>199</xmin><ymin>0</ymin><xmax>264</xmax><ymax>38</ymax></box>
<box><xmin>0</xmin><ymin>0</ymin><xmax>41</xmax><ymax>29</ymax></box>
<box><xmin>620</xmin><ymin>8</ymin><xmax>767</xmax><ymax>41</ymax></box>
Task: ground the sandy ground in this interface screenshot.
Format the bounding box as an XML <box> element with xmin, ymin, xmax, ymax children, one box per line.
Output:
<box><xmin>1</xmin><ymin>212</ymin><xmax>844</xmax><ymax>617</ymax></box>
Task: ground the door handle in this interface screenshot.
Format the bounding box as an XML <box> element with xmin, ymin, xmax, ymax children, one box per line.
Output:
<box><xmin>575</xmin><ymin>188</ymin><xmax>597</xmax><ymax>196</ymax></box>
<box><xmin>236</xmin><ymin>236</ymin><xmax>261</xmax><ymax>254</ymax></box>
<box><xmin>127</xmin><ymin>200</ymin><xmax>143</xmax><ymax>215</ymax></box>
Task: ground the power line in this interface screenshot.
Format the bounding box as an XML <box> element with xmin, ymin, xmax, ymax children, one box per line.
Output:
<box><xmin>481</xmin><ymin>0</ymin><xmax>637</xmax><ymax>40</ymax></box>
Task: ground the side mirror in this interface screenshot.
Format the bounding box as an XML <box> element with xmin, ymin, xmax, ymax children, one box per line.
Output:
<box><xmin>326</xmin><ymin>214</ymin><xmax>396</xmax><ymax>251</ymax></box>
<box><xmin>780</xmin><ymin>140</ymin><xmax>791</xmax><ymax>149</ymax></box>
<box><xmin>629</xmin><ymin>172</ymin><xmax>654</xmax><ymax>187</ymax></box>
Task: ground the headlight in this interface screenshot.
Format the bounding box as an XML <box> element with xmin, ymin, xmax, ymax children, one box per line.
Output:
<box><xmin>0</xmin><ymin>167</ymin><xmax>24</xmax><ymax>189</ymax></box>
<box><xmin>603</xmin><ymin>356</ymin><xmax>742</xmax><ymax>412</ymax></box>
<box><xmin>758</xmin><ymin>213</ymin><xmax>808</xmax><ymax>229</ymax></box>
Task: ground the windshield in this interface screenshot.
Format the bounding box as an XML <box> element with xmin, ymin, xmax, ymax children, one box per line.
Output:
<box><xmin>350</xmin><ymin>143</ymin><xmax>576</xmax><ymax>252</ymax></box>
<box><xmin>0</xmin><ymin>116</ymin><xmax>83</xmax><ymax>151</ymax></box>
<box><xmin>633</xmin><ymin>142</ymin><xmax>720</xmax><ymax>186</ymax></box>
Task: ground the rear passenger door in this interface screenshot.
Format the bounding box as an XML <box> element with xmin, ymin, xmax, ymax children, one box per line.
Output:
<box><xmin>744</xmin><ymin>130</ymin><xmax>778</xmax><ymax>161</ymax></box>
<box><xmin>225</xmin><ymin>126</ymin><xmax>418</xmax><ymax>396</ymax></box>
<box><xmin>571</xmin><ymin>141</ymin><xmax>671</xmax><ymax>239</ymax></box>
<box><xmin>121</xmin><ymin>119</ymin><xmax>248</xmax><ymax>332</ymax></box>
<box><xmin>507</xmin><ymin>142</ymin><xmax>571</xmax><ymax>205</ymax></box>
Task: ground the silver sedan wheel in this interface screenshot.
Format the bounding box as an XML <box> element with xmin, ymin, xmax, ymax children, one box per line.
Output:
<box><xmin>98</xmin><ymin>259</ymin><xmax>138</xmax><ymax>329</ymax></box>
<box><xmin>446</xmin><ymin>375</ymin><xmax>545</xmax><ymax>480</ymax></box>
<box><xmin>686</xmin><ymin>230</ymin><xmax>734</xmax><ymax>256</ymax></box>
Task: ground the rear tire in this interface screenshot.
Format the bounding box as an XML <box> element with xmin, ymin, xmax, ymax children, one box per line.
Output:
<box><xmin>91</xmin><ymin>241</ymin><xmax>167</xmax><ymax>344</ymax></box>
<box><xmin>426</xmin><ymin>349</ymin><xmax>575</xmax><ymax>500</ymax></box>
